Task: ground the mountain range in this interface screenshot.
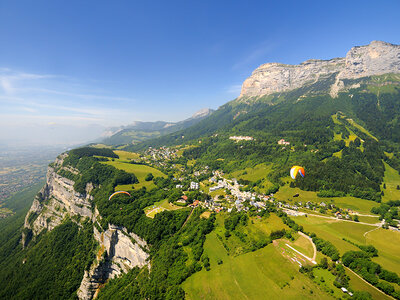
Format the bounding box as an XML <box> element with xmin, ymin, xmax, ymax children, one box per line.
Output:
<box><xmin>101</xmin><ymin>108</ymin><xmax>214</xmax><ymax>146</ymax></box>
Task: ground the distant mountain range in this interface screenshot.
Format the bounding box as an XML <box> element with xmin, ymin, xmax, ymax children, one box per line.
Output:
<box><xmin>101</xmin><ymin>108</ymin><xmax>214</xmax><ymax>146</ymax></box>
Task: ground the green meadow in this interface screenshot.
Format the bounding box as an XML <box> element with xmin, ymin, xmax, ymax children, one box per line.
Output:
<box><xmin>144</xmin><ymin>199</ymin><xmax>183</xmax><ymax>218</ymax></box>
<box><xmin>365</xmin><ymin>228</ymin><xmax>400</xmax><ymax>273</ymax></box>
<box><xmin>101</xmin><ymin>159</ymin><xmax>166</xmax><ymax>190</ymax></box>
<box><xmin>228</xmin><ymin>163</ymin><xmax>274</xmax><ymax>193</ymax></box>
<box><xmin>275</xmin><ymin>185</ymin><xmax>378</xmax><ymax>215</ymax></box>
<box><xmin>293</xmin><ymin>215</ymin><xmax>373</xmax><ymax>255</ymax></box>
<box><xmin>182</xmin><ymin>235</ymin><xmax>331</xmax><ymax>300</ymax></box>
<box><xmin>381</xmin><ymin>161</ymin><xmax>400</xmax><ymax>203</ymax></box>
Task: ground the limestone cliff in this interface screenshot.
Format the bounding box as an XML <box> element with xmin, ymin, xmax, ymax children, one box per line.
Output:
<box><xmin>239</xmin><ymin>41</ymin><xmax>400</xmax><ymax>98</ymax></box>
<box><xmin>77</xmin><ymin>224</ymin><xmax>149</xmax><ymax>300</ymax></box>
<box><xmin>22</xmin><ymin>153</ymin><xmax>149</xmax><ymax>300</ymax></box>
<box><xmin>22</xmin><ymin>154</ymin><xmax>93</xmax><ymax>243</ymax></box>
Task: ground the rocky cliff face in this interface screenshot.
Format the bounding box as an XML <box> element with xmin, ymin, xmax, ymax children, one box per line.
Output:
<box><xmin>78</xmin><ymin>224</ymin><xmax>149</xmax><ymax>300</ymax></box>
<box><xmin>239</xmin><ymin>41</ymin><xmax>400</xmax><ymax>98</ymax></box>
<box><xmin>23</xmin><ymin>154</ymin><xmax>93</xmax><ymax>243</ymax></box>
<box><xmin>23</xmin><ymin>153</ymin><xmax>149</xmax><ymax>300</ymax></box>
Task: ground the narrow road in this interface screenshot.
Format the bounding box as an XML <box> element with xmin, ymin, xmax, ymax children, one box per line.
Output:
<box><xmin>344</xmin><ymin>266</ymin><xmax>395</xmax><ymax>300</ymax></box>
<box><xmin>298</xmin><ymin>231</ymin><xmax>317</xmax><ymax>262</ymax></box>
<box><xmin>285</xmin><ymin>209</ymin><xmax>382</xmax><ymax>227</ymax></box>
<box><xmin>363</xmin><ymin>226</ymin><xmax>380</xmax><ymax>238</ymax></box>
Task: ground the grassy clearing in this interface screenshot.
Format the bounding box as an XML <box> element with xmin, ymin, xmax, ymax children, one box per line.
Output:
<box><xmin>381</xmin><ymin>161</ymin><xmax>400</xmax><ymax>203</ymax></box>
<box><xmin>182</xmin><ymin>239</ymin><xmax>331</xmax><ymax>299</ymax></box>
<box><xmin>200</xmin><ymin>211</ymin><xmax>211</xmax><ymax>219</ymax></box>
<box><xmin>384</xmin><ymin>152</ymin><xmax>394</xmax><ymax>159</ymax></box>
<box><xmin>288</xmin><ymin>233</ymin><xmax>314</xmax><ymax>258</ymax></box>
<box><xmin>275</xmin><ymin>185</ymin><xmax>378</xmax><ymax>215</ymax></box>
<box><xmin>365</xmin><ymin>228</ymin><xmax>400</xmax><ymax>274</ymax></box>
<box><xmin>293</xmin><ymin>215</ymin><xmax>374</xmax><ymax>255</ymax></box>
<box><xmin>211</xmin><ymin>213</ymin><xmax>289</xmax><ymax>257</ymax></box>
<box><xmin>144</xmin><ymin>199</ymin><xmax>183</xmax><ymax>218</ymax></box>
<box><xmin>187</xmin><ymin>159</ymin><xmax>196</xmax><ymax>167</ymax></box>
<box><xmin>346</xmin><ymin>118</ymin><xmax>378</xmax><ymax>141</ymax></box>
<box><xmin>228</xmin><ymin>164</ymin><xmax>274</xmax><ymax>193</ymax></box>
<box><xmin>313</xmin><ymin>268</ymin><xmax>343</xmax><ymax>298</ymax></box>
<box><xmin>113</xmin><ymin>150</ymin><xmax>140</xmax><ymax>161</ymax></box>
<box><xmin>102</xmin><ymin>160</ymin><xmax>166</xmax><ymax>190</ymax></box>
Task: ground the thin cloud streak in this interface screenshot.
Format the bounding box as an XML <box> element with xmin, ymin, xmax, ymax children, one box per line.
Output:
<box><xmin>232</xmin><ymin>41</ymin><xmax>277</xmax><ymax>70</ymax></box>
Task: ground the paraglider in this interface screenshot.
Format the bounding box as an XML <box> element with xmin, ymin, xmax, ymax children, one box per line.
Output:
<box><xmin>109</xmin><ymin>191</ymin><xmax>131</xmax><ymax>201</ymax></box>
<box><xmin>290</xmin><ymin>166</ymin><xmax>305</xmax><ymax>179</ymax></box>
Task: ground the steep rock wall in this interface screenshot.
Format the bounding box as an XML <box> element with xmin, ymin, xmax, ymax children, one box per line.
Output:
<box><xmin>240</xmin><ymin>41</ymin><xmax>400</xmax><ymax>98</ymax></box>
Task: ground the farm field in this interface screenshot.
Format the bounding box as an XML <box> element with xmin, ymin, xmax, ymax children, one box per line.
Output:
<box><xmin>365</xmin><ymin>228</ymin><xmax>400</xmax><ymax>273</ymax></box>
<box><xmin>356</xmin><ymin>215</ymin><xmax>380</xmax><ymax>224</ymax></box>
<box><xmin>381</xmin><ymin>161</ymin><xmax>400</xmax><ymax>203</ymax></box>
<box><xmin>296</xmin><ymin>214</ymin><xmax>400</xmax><ymax>278</ymax></box>
<box><xmin>101</xmin><ymin>159</ymin><xmax>166</xmax><ymax>190</ymax></box>
<box><xmin>275</xmin><ymin>185</ymin><xmax>378</xmax><ymax>215</ymax></box>
<box><xmin>293</xmin><ymin>215</ymin><xmax>374</xmax><ymax>255</ymax></box>
<box><xmin>182</xmin><ymin>235</ymin><xmax>331</xmax><ymax>299</ymax></box>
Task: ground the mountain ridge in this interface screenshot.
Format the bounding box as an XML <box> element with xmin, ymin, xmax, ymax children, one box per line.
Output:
<box><xmin>101</xmin><ymin>108</ymin><xmax>214</xmax><ymax>145</ymax></box>
<box><xmin>239</xmin><ymin>40</ymin><xmax>400</xmax><ymax>98</ymax></box>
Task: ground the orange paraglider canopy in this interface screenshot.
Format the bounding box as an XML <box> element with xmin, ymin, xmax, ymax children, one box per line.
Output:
<box><xmin>109</xmin><ymin>191</ymin><xmax>131</xmax><ymax>201</ymax></box>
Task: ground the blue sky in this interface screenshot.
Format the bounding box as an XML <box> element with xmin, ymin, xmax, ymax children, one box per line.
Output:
<box><xmin>1</xmin><ymin>0</ymin><xmax>400</xmax><ymax>145</ymax></box>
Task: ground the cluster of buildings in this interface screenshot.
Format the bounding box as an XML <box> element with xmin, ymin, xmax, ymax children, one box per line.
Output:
<box><xmin>145</xmin><ymin>146</ymin><xmax>178</xmax><ymax>161</ymax></box>
<box><xmin>229</xmin><ymin>136</ymin><xmax>254</xmax><ymax>142</ymax></box>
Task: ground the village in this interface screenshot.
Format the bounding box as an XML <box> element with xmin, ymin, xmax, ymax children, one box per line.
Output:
<box><xmin>140</xmin><ymin>144</ymin><xmax>399</xmax><ymax>231</ymax></box>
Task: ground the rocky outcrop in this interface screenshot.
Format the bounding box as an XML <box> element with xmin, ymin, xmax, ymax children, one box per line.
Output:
<box><xmin>239</xmin><ymin>41</ymin><xmax>400</xmax><ymax>98</ymax></box>
<box><xmin>23</xmin><ymin>157</ymin><xmax>92</xmax><ymax>241</ymax></box>
<box><xmin>77</xmin><ymin>224</ymin><xmax>149</xmax><ymax>300</ymax></box>
<box><xmin>22</xmin><ymin>153</ymin><xmax>150</xmax><ymax>299</ymax></box>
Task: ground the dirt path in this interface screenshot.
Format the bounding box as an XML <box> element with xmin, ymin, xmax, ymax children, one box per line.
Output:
<box><xmin>298</xmin><ymin>231</ymin><xmax>317</xmax><ymax>262</ymax></box>
<box><xmin>292</xmin><ymin>210</ymin><xmax>382</xmax><ymax>227</ymax></box>
<box><xmin>180</xmin><ymin>208</ymin><xmax>195</xmax><ymax>230</ymax></box>
<box><xmin>285</xmin><ymin>243</ymin><xmax>317</xmax><ymax>265</ymax></box>
<box><xmin>363</xmin><ymin>226</ymin><xmax>380</xmax><ymax>238</ymax></box>
<box><xmin>345</xmin><ymin>266</ymin><xmax>395</xmax><ymax>300</ymax></box>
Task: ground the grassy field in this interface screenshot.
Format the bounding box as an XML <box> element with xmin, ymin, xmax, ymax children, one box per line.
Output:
<box><xmin>113</xmin><ymin>150</ymin><xmax>140</xmax><ymax>161</ymax></box>
<box><xmin>295</xmin><ymin>214</ymin><xmax>400</xmax><ymax>278</ymax></box>
<box><xmin>313</xmin><ymin>268</ymin><xmax>344</xmax><ymax>298</ymax></box>
<box><xmin>275</xmin><ymin>185</ymin><xmax>378</xmax><ymax>215</ymax></box>
<box><xmin>228</xmin><ymin>164</ymin><xmax>274</xmax><ymax>193</ymax></box>
<box><xmin>356</xmin><ymin>215</ymin><xmax>380</xmax><ymax>224</ymax></box>
<box><xmin>182</xmin><ymin>237</ymin><xmax>331</xmax><ymax>299</ymax></box>
<box><xmin>102</xmin><ymin>160</ymin><xmax>166</xmax><ymax>190</ymax></box>
<box><xmin>288</xmin><ymin>233</ymin><xmax>314</xmax><ymax>258</ymax></box>
<box><xmin>293</xmin><ymin>215</ymin><xmax>374</xmax><ymax>255</ymax></box>
<box><xmin>365</xmin><ymin>228</ymin><xmax>400</xmax><ymax>273</ymax></box>
<box><xmin>143</xmin><ymin>199</ymin><xmax>183</xmax><ymax>218</ymax></box>
<box><xmin>381</xmin><ymin>161</ymin><xmax>400</xmax><ymax>203</ymax></box>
